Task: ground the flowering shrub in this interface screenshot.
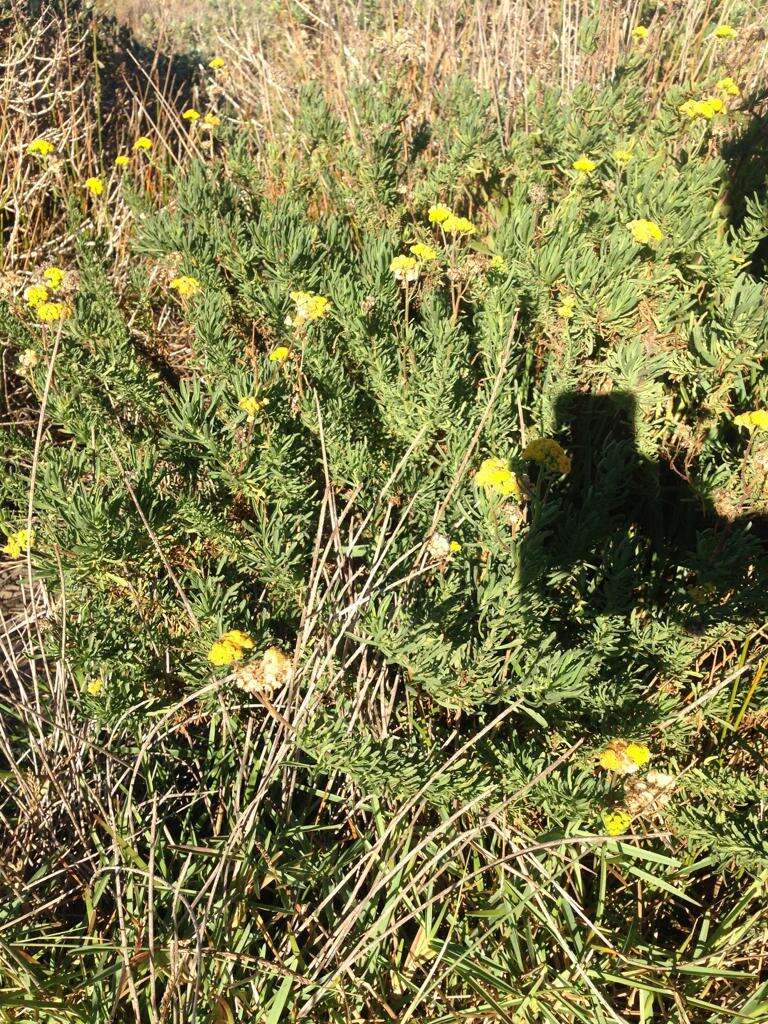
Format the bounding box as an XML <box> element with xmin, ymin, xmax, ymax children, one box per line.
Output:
<box><xmin>1</xmin><ymin>6</ymin><xmax>767</xmax><ymax>1019</ymax></box>
<box><xmin>5</xmin><ymin>60</ymin><xmax>766</xmax><ymax>815</ymax></box>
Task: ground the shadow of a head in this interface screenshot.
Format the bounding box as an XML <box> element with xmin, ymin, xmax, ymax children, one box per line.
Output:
<box><xmin>520</xmin><ymin>390</ymin><xmax>767</xmax><ymax>621</ymax></box>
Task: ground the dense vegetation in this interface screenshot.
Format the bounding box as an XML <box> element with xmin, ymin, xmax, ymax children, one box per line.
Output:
<box><xmin>1</xmin><ymin>1</ymin><xmax>767</xmax><ymax>1021</ymax></box>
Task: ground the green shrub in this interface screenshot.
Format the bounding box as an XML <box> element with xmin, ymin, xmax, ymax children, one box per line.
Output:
<box><xmin>3</xmin><ymin>60</ymin><xmax>768</xmax><ymax>1021</ymax></box>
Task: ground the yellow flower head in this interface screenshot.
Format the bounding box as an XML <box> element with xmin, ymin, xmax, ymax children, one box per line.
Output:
<box><xmin>522</xmin><ymin>438</ymin><xmax>571</xmax><ymax>474</ymax></box>
<box><xmin>428</xmin><ymin>204</ymin><xmax>453</xmax><ymax>224</ymax></box>
<box><xmin>626</xmin><ymin>742</ymin><xmax>651</xmax><ymax>767</ymax></box>
<box><xmin>2</xmin><ymin>528</ymin><xmax>33</xmax><ymax>559</ymax></box>
<box><xmin>489</xmin><ymin>253</ymin><xmax>508</xmax><ymax>272</ymax></box>
<box><xmin>449</xmin><ymin>540</ymin><xmax>462</xmax><ymax>553</ymax></box>
<box><xmin>86</xmin><ymin>678</ymin><xmax>104</xmax><ymax>696</ymax></box>
<box><xmin>628</xmin><ymin>219</ymin><xmax>663</xmax><ymax>245</ymax></box>
<box><xmin>734</xmin><ymin>410</ymin><xmax>768</xmax><ymax>432</ymax></box>
<box><xmin>613</xmin><ymin>148</ymin><xmax>633</xmax><ymax>164</ymax></box>
<box><xmin>598</xmin><ymin>748</ymin><xmax>624</xmax><ymax>772</ymax></box>
<box><xmin>441</xmin><ymin>214</ymin><xmax>476</xmax><ymax>235</ymax></box>
<box><xmin>208</xmin><ymin>629</ymin><xmax>254</xmax><ymax>666</ymax></box>
<box><xmin>115</xmin><ymin>154</ymin><xmax>130</xmax><ymax>167</ymax></box>
<box><xmin>557</xmin><ymin>294</ymin><xmax>576</xmax><ymax>319</ymax></box>
<box><xmin>36</xmin><ymin>301</ymin><xmax>70</xmax><ymax>322</ymax></box>
<box><xmin>208</xmin><ymin>57</ymin><xmax>226</xmax><ymax>69</ymax></box>
<box><xmin>269</xmin><ymin>346</ymin><xmax>291</xmax><ymax>362</ymax></box>
<box><xmin>716</xmin><ymin>76</ymin><xmax>741</xmax><ymax>97</ymax></box>
<box><xmin>601</xmin><ymin>809</ymin><xmax>632</xmax><ymax>836</ymax></box>
<box><xmin>631</xmin><ymin>25</ymin><xmax>648</xmax><ymax>40</ymax></box>
<box><xmin>680</xmin><ymin>97</ymin><xmax>724</xmax><ymax>119</ymax></box>
<box><xmin>84</xmin><ymin>176</ymin><xmax>104</xmax><ymax>197</ymax></box>
<box><xmin>208</xmin><ymin>640</ymin><xmax>240</xmax><ymax>666</ymax></box>
<box><xmin>598</xmin><ymin>739</ymin><xmax>651</xmax><ymax>775</ymax></box>
<box><xmin>678</xmin><ymin>99</ymin><xmax>699</xmax><ymax>118</ymax></box>
<box><xmin>221</xmin><ymin>629</ymin><xmax>254</xmax><ymax>650</ymax></box>
<box><xmin>289</xmin><ymin>291</ymin><xmax>331</xmax><ymax>326</ymax></box>
<box><xmin>42</xmin><ymin>266</ymin><xmax>65</xmax><ymax>290</ymax></box>
<box><xmin>133</xmin><ymin>136</ymin><xmax>153</xmax><ymax>152</ymax></box>
<box><xmin>26</xmin><ymin>138</ymin><xmax>55</xmax><ymax>157</ymax></box>
<box><xmin>475</xmin><ymin>457</ymin><xmax>522</xmax><ymax>498</ymax></box>
<box><xmin>572</xmin><ymin>155</ymin><xmax>597</xmax><ymax>174</ymax></box>
<box><xmin>390</xmin><ymin>254</ymin><xmax>420</xmax><ymax>282</ymax></box>
<box><xmin>170</xmin><ymin>275</ymin><xmax>202</xmax><ymax>299</ymax></box>
<box><xmin>701</xmin><ymin>96</ymin><xmax>725</xmax><ymax>116</ymax></box>
<box><xmin>713</xmin><ymin>24</ymin><xmax>737</xmax><ymax>39</ymax></box>
<box><xmin>409</xmin><ymin>242</ymin><xmax>438</xmax><ymax>262</ymax></box>
<box><xmin>238</xmin><ymin>395</ymin><xmax>268</xmax><ymax>421</ymax></box>
<box><xmin>24</xmin><ymin>284</ymin><xmax>49</xmax><ymax>306</ymax></box>
<box><xmin>18</xmin><ymin>349</ymin><xmax>40</xmax><ymax>372</ymax></box>
<box><xmin>202</xmin><ymin>113</ymin><xmax>221</xmax><ymax>127</ymax></box>
<box><xmin>183</xmin><ymin>108</ymin><xmax>201</xmax><ymax>121</ymax></box>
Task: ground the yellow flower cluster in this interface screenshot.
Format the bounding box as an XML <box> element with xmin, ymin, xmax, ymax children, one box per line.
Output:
<box><xmin>2</xmin><ymin>528</ymin><xmax>33</xmax><ymax>558</ymax></box>
<box><xmin>598</xmin><ymin>739</ymin><xmax>651</xmax><ymax>774</ymax></box>
<box><xmin>43</xmin><ymin>267</ymin><xmax>65</xmax><ymax>289</ymax></box>
<box><xmin>428</xmin><ymin>205</ymin><xmax>476</xmax><ymax>234</ymax></box>
<box><xmin>601</xmin><ymin>809</ymin><xmax>632</xmax><ymax>836</ymax></box>
<box><xmin>84</xmin><ymin>176</ymin><xmax>104</xmax><ymax>196</ymax></box>
<box><xmin>208</xmin><ymin>57</ymin><xmax>226</xmax><ymax>70</ymax></box>
<box><xmin>24</xmin><ymin>284</ymin><xmax>49</xmax><ymax>306</ymax></box>
<box><xmin>25</xmin><ymin>271</ymin><xmax>68</xmax><ymax>320</ymax></box>
<box><xmin>289</xmin><ymin>291</ymin><xmax>331</xmax><ymax>327</ymax></box>
<box><xmin>631</xmin><ymin>25</ymin><xmax>648</xmax><ymax>40</ymax></box>
<box><xmin>238</xmin><ymin>394</ymin><xmax>269</xmax><ymax>421</ymax></box>
<box><xmin>442</xmin><ymin>214</ymin><xmax>476</xmax><ymax>235</ymax></box>
<box><xmin>734</xmin><ymin>410</ymin><xmax>768</xmax><ymax>432</ymax></box>
<box><xmin>572</xmin><ymin>155</ymin><xmax>597</xmax><ymax>174</ymax></box>
<box><xmin>24</xmin><ymin>266</ymin><xmax>72</xmax><ymax>322</ymax></box>
<box><xmin>475</xmin><ymin>457</ymin><xmax>522</xmax><ymax>498</ymax></box>
<box><xmin>428</xmin><ymin>204</ymin><xmax>452</xmax><ymax>223</ymax></box>
<box><xmin>391</xmin><ymin>243</ymin><xmax>440</xmax><ymax>283</ymax></box>
<box><xmin>36</xmin><ymin>301</ymin><xmax>71</xmax><ymax>322</ymax></box>
<box><xmin>269</xmin><ymin>346</ymin><xmax>291</xmax><ymax>362</ymax></box>
<box><xmin>208</xmin><ymin>629</ymin><xmax>254</xmax><ymax>666</ymax></box>
<box><xmin>628</xmin><ymin>219</ymin><xmax>663</xmax><ymax>245</ymax></box>
<box><xmin>716</xmin><ymin>76</ymin><xmax>741</xmax><ymax>97</ymax></box>
<box><xmin>712</xmin><ymin>24</ymin><xmax>737</xmax><ymax>39</ymax></box>
<box><xmin>26</xmin><ymin>138</ymin><xmax>55</xmax><ymax>157</ymax></box>
<box><xmin>522</xmin><ymin>438</ymin><xmax>571</xmax><ymax>474</ymax></box>
<box><xmin>170</xmin><ymin>275</ymin><xmax>202</xmax><ymax>298</ymax></box>
<box><xmin>390</xmin><ymin>254</ymin><xmax>419</xmax><ymax>281</ymax></box>
<box><xmin>133</xmin><ymin>136</ymin><xmax>153</xmax><ymax>152</ymax></box>
<box><xmin>115</xmin><ymin>154</ymin><xmax>131</xmax><ymax>168</ymax></box>
<box><xmin>410</xmin><ymin>242</ymin><xmax>438</xmax><ymax>261</ymax></box>
<box><xmin>87</xmin><ymin>677</ymin><xmax>104</xmax><ymax>696</ymax></box>
<box><xmin>557</xmin><ymin>294</ymin><xmax>576</xmax><ymax>319</ymax></box>
<box><xmin>612</xmin><ymin>148</ymin><xmax>633</xmax><ymax>164</ymax></box>
<box><xmin>180</xmin><ymin>109</ymin><xmax>222</xmax><ymax>128</ymax></box>
<box><xmin>678</xmin><ymin>97</ymin><xmax>724</xmax><ymax>119</ymax></box>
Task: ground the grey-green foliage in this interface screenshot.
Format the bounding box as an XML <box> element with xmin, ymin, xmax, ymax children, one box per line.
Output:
<box><xmin>2</xmin><ymin>70</ymin><xmax>767</xmax><ymax>869</ymax></box>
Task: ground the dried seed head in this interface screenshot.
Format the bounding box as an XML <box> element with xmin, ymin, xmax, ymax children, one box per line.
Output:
<box><xmin>624</xmin><ymin>771</ymin><xmax>676</xmax><ymax>817</ymax></box>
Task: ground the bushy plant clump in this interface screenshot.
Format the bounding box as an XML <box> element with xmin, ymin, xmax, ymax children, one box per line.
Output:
<box><xmin>5</xmin><ymin>67</ymin><xmax>768</xmax><ymax>842</ymax></box>
<box><xmin>2</xmin><ymin>36</ymin><xmax>768</xmax><ymax>1020</ymax></box>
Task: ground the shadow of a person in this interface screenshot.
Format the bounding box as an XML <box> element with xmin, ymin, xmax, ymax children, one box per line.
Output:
<box><xmin>520</xmin><ymin>391</ymin><xmax>768</xmax><ymax>627</ymax></box>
